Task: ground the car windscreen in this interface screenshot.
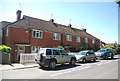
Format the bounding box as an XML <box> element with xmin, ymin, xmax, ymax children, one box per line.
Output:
<box><xmin>97</xmin><ymin>49</ymin><xmax>106</xmax><ymax>52</ymax></box>
<box><xmin>78</xmin><ymin>52</ymin><xmax>86</xmax><ymax>55</ymax></box>
<box><xmin>38</xmin><ymin>49</ymin><xmax>45</xmax><ymax>55</ymax></box>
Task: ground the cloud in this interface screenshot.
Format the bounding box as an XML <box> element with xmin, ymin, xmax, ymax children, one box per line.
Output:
<box><xmin>0</xmin><ymin>6</ymin><xmax>2</xmax><ymax>9</ymax></box>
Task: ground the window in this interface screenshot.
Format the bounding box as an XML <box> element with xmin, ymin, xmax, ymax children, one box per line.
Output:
<box><xmin>66</xmin><ymin>35</ymin><xmax>72</xmax><ymax>41</ymax></box>
<box><xmin>53</xmin><ymin>50</ymin><xmax>60</xmax><ymax>55</ymax></box>
<box><xmin>60</xmin><ymin>50</ymin><xmax>67</xmax><ymax>55</ymax></box>
<box><xmin>76</xmin><ymin>37</ymin><xmax>80</xmax><ymax>42</ymax></box>
<box><xmin>92</xmin><ymin>39</ymin><xmax>95</xmax><ymax>44</ymax></box>
<box><xmin>32</xmin><ymin>46</ymin><xmax>41</xmax><ymax>53</ymax></box>
<box><xmin>32</xmin><ymin>29</ymin><xmax>43</xmax><ymax>38</ymax></box>
<box><xmin>54</xmin><ymin>33</ymin><xmax>61</xmax><ymax>40</ymax></box>
<box><xmin>84</xmin><ymin>38</ymin><xmax>88</xmax><ymax>43</ymax></box>
<box><xmin>6</xmin><ymin>28</ymin><xmax>8</xmax><ymax>36</ymax></box>
<box><xmin>46</xmin><ymin>49</ymin><xmax>52</xmax><ymax>55</ymax></box>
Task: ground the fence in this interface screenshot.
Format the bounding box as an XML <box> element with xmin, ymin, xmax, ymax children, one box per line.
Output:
<box><xmin>20</xmin><ymin>53</ymin><xmax>37</xmax><ymax>64</ymax></box>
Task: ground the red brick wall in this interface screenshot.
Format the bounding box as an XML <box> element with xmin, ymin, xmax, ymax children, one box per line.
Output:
<box><xmin>2</xmin><ymin>27</ymin><xmax>100</xmax><ymax>62</ymax></box>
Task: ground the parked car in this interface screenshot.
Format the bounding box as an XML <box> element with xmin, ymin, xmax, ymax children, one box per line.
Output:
<box><xmin>35</xmin><ymin>48</ymin><xmax>76</xmax><ymax>69</ymax></box>
<box><xmin>95</xmin><ymin>49</ymin><xmax>114</xmax><ymax>59</ymax></box>
<box><xmin>75</xmin><ymin>50</ymin><xmax>96</xmax><ymax>63</ymax></box>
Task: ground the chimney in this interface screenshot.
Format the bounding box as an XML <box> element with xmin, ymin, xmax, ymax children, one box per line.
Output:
<box><xmin>82</xmin><ymin>28</ymin><xmax>86</xmax><ymax>32</ymax></box>
<box><xmin>16</xmin><ymin>10</ymin><xmax>22</xmax><ymax>21</ymax></box>
<box><xmin>50</xmin><ymin>19</ymin><xmax>54</xmax><ymax>23</ymax></box>
<box><xmin>68</xmin><ymin>24</ymin><xmax>72</xmax><ymax>27</ymax></box>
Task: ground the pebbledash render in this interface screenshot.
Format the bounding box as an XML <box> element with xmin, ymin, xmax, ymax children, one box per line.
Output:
<box><xmin>1</xmin><ymin>10</ymin><xmax>100</xmax><ymax>62</ymax></box>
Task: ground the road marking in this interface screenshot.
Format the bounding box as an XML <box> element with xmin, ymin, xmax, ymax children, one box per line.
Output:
<box><xmin>50</xmin><ymin>66</ymin><xmax>91</xmax><ymax>77</ymax></box>
<box><xmin>97</xmin><ymin>61</ymin><xmax>113</xmax><ymax>66</ymax></box>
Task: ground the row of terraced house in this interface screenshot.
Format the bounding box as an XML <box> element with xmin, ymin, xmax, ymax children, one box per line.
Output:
<box><xmin>0</xmin><ymin>10</ymin><xmax>101</xmax><ymax>62</ymax></box>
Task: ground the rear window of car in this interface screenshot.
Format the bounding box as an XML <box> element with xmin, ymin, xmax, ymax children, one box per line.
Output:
<box><xmin>53</xmin><ymin>50</ymin><xmax>60</xmax><ymax>55</ymax></box>
<box><xmin>46</xmin><ymin>49</ymin><xmax>52</xmax><ymax>55</ymax></box>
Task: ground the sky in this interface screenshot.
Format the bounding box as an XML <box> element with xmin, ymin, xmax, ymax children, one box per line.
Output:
<box><xmin>0</xmin><ymin>0</ymin><xmax>118</xmax><ymax>44</ymax></box>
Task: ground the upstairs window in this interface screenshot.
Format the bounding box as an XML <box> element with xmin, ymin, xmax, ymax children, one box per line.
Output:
<box><xmin>66</xmin><ymin>35</ymin><xmax>72</xmax><ymax>41</ymax></box>
<box><xmin>85</xmin><ymin>38</ymin><xmax>88</xmax><ymax>43</ymax></box>
<box><xmin>54</xmin><ymin>33</ymin><xmax>61</xmax><ymax>40</ymax></box>
<box><xmin>92</xmin><ymin>39</ymin><xmax>95</xmax><ymax>44</ymax></box>
<box><xmin>32</xmin><ymin>29</ymin><xmax>43</xmax><ymax>38</ymax></box>
<box><xmin>76</xmin><ymin>37</ymin><xmax>80</xmax><ymax>42</ymax></box>
<box><xmin>6</xmin><ymin>28</ymin><xmax>8</xmax><ymax>36</ymax></box>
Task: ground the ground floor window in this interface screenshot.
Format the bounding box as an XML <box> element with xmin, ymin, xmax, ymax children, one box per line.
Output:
<box><xmin>31</xmin><ymin>46</ymin><xmax>41</xmax><ymax>53</ymax></box>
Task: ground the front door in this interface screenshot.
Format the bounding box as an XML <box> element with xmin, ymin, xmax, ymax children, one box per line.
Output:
<box><xmin>17</xmin><ymin>46</ymin><xmax>25</xmax><ymax>61</ymax></box>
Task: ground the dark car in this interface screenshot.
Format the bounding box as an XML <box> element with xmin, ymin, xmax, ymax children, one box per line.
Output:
<box><xmin>95</xmin><ymin>49</ymin><xmax>114</xmax><ymax>59</ymax></box>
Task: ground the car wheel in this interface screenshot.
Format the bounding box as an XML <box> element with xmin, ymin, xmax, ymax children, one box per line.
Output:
<box><xmin>49</xmin><ymin>60</ymin><xmax>56</xmax><ymax>69</ymax></box>
<box><xmin>93</xmin><ymin>57</ymin><xmax>96</xmax><ymax>62</ymax></box>
<box><xmin>69</xmin><ymin>58</ymin><xmax>76</xmax><ymax>66</ymax></box>
<box><xmin>82</xmin><ymin>58</ymin><xmax>86</xmax><ymax>63</ymax></box>
<box><xmin>103</xmin><ymin>55</ymin><xmax>107</xmax><ymax>60</ymax></box>
<box><xmin>111</xmin><ymin>54</ymin><xmax>114</xmax><ymax>59</ymax></box>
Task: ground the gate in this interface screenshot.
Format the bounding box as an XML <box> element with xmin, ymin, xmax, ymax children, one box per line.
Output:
<box><xmin>20</xmin><ymin>53</ymin><xmax>37</xmax><ymax>64</ymax></box>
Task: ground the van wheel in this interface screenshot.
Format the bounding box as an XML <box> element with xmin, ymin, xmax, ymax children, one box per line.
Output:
<box><xmin>82</xmin><ymin>58</ymin><xmax>86</xmax><ymax>63</ymax></box>
<box><xmin>69</xmin><ymin>58</ymin><xmax>76</xmax><ymax>66</ymax></box>
<box><xmin>93</xmin><ymin>57</ymin><xmax>96</xmax><ymax>62</ymax></box>
<box><xmin>49</xmin><ymin>60</ymin><xmax>56</xmax><ymax>69</ymax></box>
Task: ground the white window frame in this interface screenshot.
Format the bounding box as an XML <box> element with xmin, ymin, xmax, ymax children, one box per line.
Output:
<box><xmin>53</xmin><ymin>33</ymin><xmax>61</xmax><ymax>40</ymax></box>
<box><xmin>76</xmin><ymin>37</ymin><xmax>80</xmax><ymax>42</ymax></box>
<box><xmin>6</xmin><ymin>28</ymin><xmax>8</xmax><ymax>36</ymax></box>
<box><xmin>31</xmin><ymin>46</ymin><xmax>41</xmax><ymax>53</ymax></box>
<box><xmin>66</xmin><ymin>35</ymin><xmax>72</xmax><ymax>41</ymax></box>
<box><xmin>92</xmin><ymin>39</ymin><xmax>95</xmax><ymax>44</ymax></box>
<box><xmin>32</xmin><ymin>29</ymin><xmax>43</xmax><ymax>39</ymax></box>
<box><xmin>85</xmin><ymin>38</ymin><xmax>88</xmax><ymax>43</ymax></box>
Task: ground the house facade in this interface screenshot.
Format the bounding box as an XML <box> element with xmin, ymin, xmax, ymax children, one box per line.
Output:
<box><xmin>1</xmin><ymin>10</ymin><xmax>100</xmax><ymax>62</ymax></box>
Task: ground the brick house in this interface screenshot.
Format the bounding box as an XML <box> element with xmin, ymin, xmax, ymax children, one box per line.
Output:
<box><xmin>1</xmin><ymin>10</ymin><xmax>100</xmax><ymax>62</ymax></box>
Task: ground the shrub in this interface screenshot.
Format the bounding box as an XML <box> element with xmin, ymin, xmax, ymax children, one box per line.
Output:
<box><xmin>0</xmin><ymin>45</ymin><xmax>12</xmax><ymax>53</ymax></box>
<box><xmin>103</xmin><ymin>46</ymin><xmax>112</xmax><ymax>49</ymax></box>
<box><xmin>116</xmin><ymin>47</ymin><xmax>120</xmax><ymax>54</ymax></box>
<box><xmin>79</xmin><ymin>41</ymin><xmax>88</xmax><ymax>50</ymax></box>
<box><xmin>56</xmin><ymin>46</ymin><xmax>64</xmax><ymax>50</ymax></box>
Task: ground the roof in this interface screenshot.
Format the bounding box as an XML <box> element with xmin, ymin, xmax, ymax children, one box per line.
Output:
<box><xmin>5</xmin><ymin>15</ymin><xmax>99</xmax><ymax>40</ymax></box>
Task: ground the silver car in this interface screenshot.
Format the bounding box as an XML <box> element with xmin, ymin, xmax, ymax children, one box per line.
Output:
<box><xmin>75</xmin><ymin>50</ymin><xmax>96</xmax><ymax>63</ymax></box>
<box><xmin>35</xmin><ymin>48</ymin><xmax>76</xmax><ymax>69</ymax></box>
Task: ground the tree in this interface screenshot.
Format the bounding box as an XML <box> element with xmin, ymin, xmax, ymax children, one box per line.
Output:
<box><xmin>116</xmin><ymin>0</ymin><xmax>120</xmax><ymax>7</ymax></box>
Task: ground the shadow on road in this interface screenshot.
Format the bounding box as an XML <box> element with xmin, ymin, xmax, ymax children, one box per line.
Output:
<box><xmin>99</xmin><ymin>57</ymin><xmax>120</xmax><ymax>60</ymax></box>
<box><xmin>39</xmin><ymin>64</ymin><xmax>81</xmax><ymax>71</ymax></box>
<box><xmin>77</xmin><ymin>61</ymin><xmax>100</xmax><ymax>64</ymax></box>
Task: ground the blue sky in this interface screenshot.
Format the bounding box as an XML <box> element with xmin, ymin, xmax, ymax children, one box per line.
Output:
<box><xmin>0</xmin><ymin>0</ymin><xmax>118</xmax><ymax>44</ymax></box>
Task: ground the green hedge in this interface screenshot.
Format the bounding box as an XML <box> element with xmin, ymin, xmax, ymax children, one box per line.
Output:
<box><xmin>0</xmin><ymin>45</ymin><xmax>12</xmax><ymax>53</ymax></box>
<box><xmin>116</xmin><ymin>47</ymin><xmax>120</xmax><ymax>54</ymax></box>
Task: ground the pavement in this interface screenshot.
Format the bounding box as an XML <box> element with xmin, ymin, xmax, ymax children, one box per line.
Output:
<box><xmin>0</xmin><ymin>63</ymin><xmax>39</xmax><ymax>71</ymax></box>
<box><xmin>0</xmin><ymin>54</ymin><xmax>119</xmax><ymax>71</ymax></box>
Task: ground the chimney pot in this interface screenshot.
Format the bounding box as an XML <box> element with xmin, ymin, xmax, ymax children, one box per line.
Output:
<box><xmin>68</xmin><ymin>24</ymin><xmax>72</xmax><ymax>27</ymax></box>
<box><xmin>50</xmin><ymin>19</ymin><xmax>54</xmax><ymax>23</ymax></box>
<box><xmin>16</xmin><ymin>10</ymin><xmax>22</xmax><ymax>21</ymax></box>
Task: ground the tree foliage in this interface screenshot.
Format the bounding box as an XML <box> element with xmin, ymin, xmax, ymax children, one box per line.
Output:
<box><xmin>116</xmin><ymin>0</ymin><xmax>120</xmax><ymax>7</ymax></box>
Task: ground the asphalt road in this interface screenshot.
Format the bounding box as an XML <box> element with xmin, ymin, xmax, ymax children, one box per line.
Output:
<box><xmin>2</xmin><ymin>55</ymin><xmax>120</xmax><ymax>79</ymax></box>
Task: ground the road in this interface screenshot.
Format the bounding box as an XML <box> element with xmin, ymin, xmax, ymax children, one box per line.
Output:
<box><xmin>2</xmin><ymin>55</ymin><xmax>120</xmax><ymax>79</ymax></box>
